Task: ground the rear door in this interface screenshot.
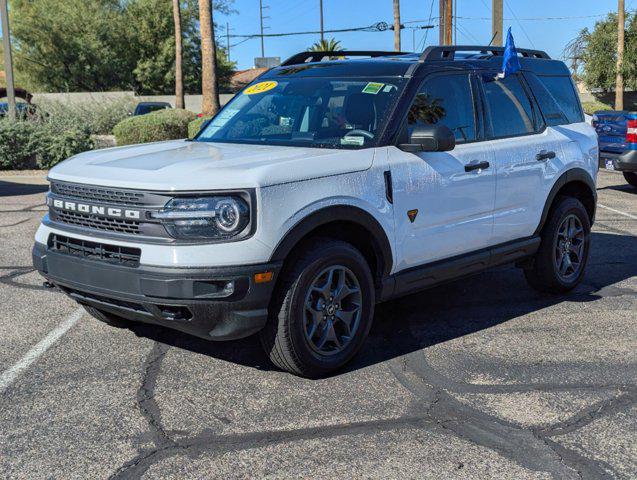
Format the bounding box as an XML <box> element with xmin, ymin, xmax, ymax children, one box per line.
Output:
<box><xmin>479</xmin><ymin>72</ymin><xmax>563</xmax><ymax>244</ymax></box>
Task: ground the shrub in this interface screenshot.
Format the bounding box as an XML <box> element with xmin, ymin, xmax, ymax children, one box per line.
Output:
<box><xmin>188</xmin><ymin>116</ymin><xmax>212</xmax><ymax>138</ymax></box>
<box><xmin>0</xmin><ymin>120</ymin><xmax>39</xmax><ymax>169</ymax></box>
<box><xmin>0</xmin><ymin>119</ymin><xmax>94</xmax><ymax>170</ymax></box>
<box><xmin>35</xmin><ymin>124</ymin><xmax>94</xmax><ymax>169</ymax></box>
<box><xmin>581</xmin><ymin>100</ymin><xmax>612</xmax><ymax>115</ymax></box>
<box><xmin>35</xmin><ymin>97</ymin><xmax>136</xmax><ymax>135</ymax></box>
<box><xmin>113</xmin><ymin>109</ymin><xmax>196</xmax><ymax>146</ymax></box>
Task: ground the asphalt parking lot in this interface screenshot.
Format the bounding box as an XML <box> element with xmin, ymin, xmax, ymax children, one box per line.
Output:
<box><xmin>0</xmin><ymin>170</ymin><xmax>635</xmax><ymax>479</ymax></box>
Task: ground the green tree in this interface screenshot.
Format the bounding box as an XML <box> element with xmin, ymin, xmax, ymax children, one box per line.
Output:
<box><xmin>8</xmin><ymin>0</ymin><xmax>235</xmax><ymax>94</ymax></box>
<box><xmin>10</xmin><ymin>0</ymin><xmax>133</xmax><ymax>92</ymax></box>
<box><xmin>568</xmin><ymin>12</ymin><xmax>637</xmax><ymax>92</ymax></box>
<box><xmin>308</xmin><ymin>38</ymin><xmax>343</xmax><ymax>53</ymax></box>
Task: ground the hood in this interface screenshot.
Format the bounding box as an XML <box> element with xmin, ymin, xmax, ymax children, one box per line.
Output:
<box><xmin>48</xmin><ymin>140</ymin><xmax>374</xmax><ymax>191</ymax></box>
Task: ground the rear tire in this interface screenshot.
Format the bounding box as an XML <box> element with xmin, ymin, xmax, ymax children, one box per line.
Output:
<box><xmin>83</xmin><ymin>305</ymin><xmax>132</xmax><ymax>328</ymax></box>
<box><xmin>259</xmin><ymin>238</ymin><xmax>375</xmax><ymax>378</ymax></box>
<box><xmin>524</xmin><ymin>196</ymin><xmax>591</xmax><ymax>294</ymax></box>
<box><xmin>623</xmin><ymin>172</ymin><xmax>637</xmax><ymax>187</ymax></box>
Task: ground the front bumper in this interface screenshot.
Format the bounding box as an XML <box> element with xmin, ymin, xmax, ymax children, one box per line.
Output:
<box><xmin>33</xmin><ymin>242</ymin><xmax>281</xmax><ymax>341</ymax></box>
<box><xmin>599</xmin><ymin>150</ymin><xmax>637</xmax><ymax>172</ymax></box>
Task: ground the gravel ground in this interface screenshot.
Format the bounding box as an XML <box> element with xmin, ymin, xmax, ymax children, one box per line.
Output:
<box><xmin>0</xmin><ymin>171</ymin><xmax>635</xmax><ymax>479</ymax></box>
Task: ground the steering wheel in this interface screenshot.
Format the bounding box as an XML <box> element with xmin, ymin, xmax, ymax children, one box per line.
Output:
<box><xmin>344</xmin><ymin>129</ymin><xmax>374</xmax><ymax>140</ymax></box>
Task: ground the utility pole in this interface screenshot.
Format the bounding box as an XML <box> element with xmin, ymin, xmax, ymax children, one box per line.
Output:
<box><xmin>1</xmin><ymin>0</ymin><xmax>16</xmax><ymax>120</ymax></box>
<box><xmin>259</xmin><ymin>0</ymin><xmax>269</xmax><ymax>57</ymax></box>
<box><xmin>616</xmin><ymin>0</ymin><xmax>625</xmax><ymax>110</ymax></box>
<box><xmin>393</xmin><ymin>0</ymin><xmax>401</xmax><ymax>51</ymax></box>
<box><xmin>438</xmin><ymin>0</ymin><xmax>452</xmax><ymax>45</ymax></box>
<box><xmin>319</xmin><ymin>0</ymin><xmax>324</xmax><ymax>42</ymax></box>
<box><xmin>491</xmin><ymin>0</ymin><xmax>503</xmax><ymax>46</ymax></box>
<box><xmin>444</xmin><ymin>0</ymin><xmax>452</xmax><ymax>45</ymax></box>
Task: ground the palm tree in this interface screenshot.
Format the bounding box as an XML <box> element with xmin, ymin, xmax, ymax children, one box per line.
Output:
<box><xmin>198</xmin><ymin>0</ymin><xmax>220</xmax><ymax>116</ymax></box>
<box><xmin>308</xmin><ymin>38</ymin><xmax>343</xmax><ymax>53</ymax></box>
<box><xmin>172</xmin><ymin>0</ymin><xmax>185</xmax><ymax>109</ymax></box>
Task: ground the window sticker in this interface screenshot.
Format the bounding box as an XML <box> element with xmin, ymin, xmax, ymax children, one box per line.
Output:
<box><xmin>362</xmin><ymin>82</ymin><xmax>385</xmax><ymax>95</ymax></box>
<box><xmin>205</xmin><ymin>109</ymin><xmax>240</xmax><ymax>135</ymax></box>
<box><xmin>244</xmin><ymin>81</ymin><xmax>278</xmax><ymax>95</ymax></box>
<box><xmin>279</xmin><ymin>116</ymin><xmax>293</xmax><ymax>126</ymax></box>
<box><xmin>340</xmin><ymin>136</ymin><xmax>365</xmax><ymax>146</ymax></box>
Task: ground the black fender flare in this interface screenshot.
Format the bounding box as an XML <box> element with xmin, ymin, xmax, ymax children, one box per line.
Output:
<box><xmin>534</xmin><ymin>168</ymin><xmax>597</xmax><ymax>235</ymax></box>
<box><xmin>269</xmin><ymin>205</ymin><xmax>394</xmax><ymax>277</ymax></box>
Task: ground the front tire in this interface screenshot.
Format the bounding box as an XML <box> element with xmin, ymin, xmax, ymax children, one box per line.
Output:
<box><xmin>260</xmin><ymin>239</ymin><xmax>375</xmax><ymax>378</ymax></box>
<box><xmin>524</xmin><ymin>196</ymin><xmax>591</xmax><ymax>293</ymax></box>
<box><xmin>623</xmin><ymin>172</ymin><xmax>637</xmax><ymax>187</ymax></box>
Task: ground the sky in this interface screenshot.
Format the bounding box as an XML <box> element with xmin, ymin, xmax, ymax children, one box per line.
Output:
<box><xmin>215</xmin><ymin>0</ymin><xmax>637</xmax><ymax>70</ymax></box>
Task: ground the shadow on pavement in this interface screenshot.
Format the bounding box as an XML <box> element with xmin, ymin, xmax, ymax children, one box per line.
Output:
<box><xmin>0</xmin><ymin>179</ymin><xmax>49</xmax><ymax>197</ymax></box>
<box><xmin>127</xmin><ymin>231</ymin><xmax>637</xmax><ymax>375</ymax></box>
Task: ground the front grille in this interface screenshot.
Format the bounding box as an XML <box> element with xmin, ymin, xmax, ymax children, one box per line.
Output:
<box><xmin>51</xmin><ymin>181</ymin><xmax>145</xmax><ymax>206</ymax></box>
<box><xmin>48</xmin><ymin>234</ymin><xmax>141</xmax><ymax>267</ymax></box>
<box><xmin>55</xmin><ymin>210</ymin><xmax>141</xmax><ymax>235</ymax></box>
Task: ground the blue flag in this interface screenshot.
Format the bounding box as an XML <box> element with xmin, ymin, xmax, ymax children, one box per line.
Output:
<box><xmin>499</xmin><ymin>27</ymin><xmax>521</xmax><ymax>78</ymax></box>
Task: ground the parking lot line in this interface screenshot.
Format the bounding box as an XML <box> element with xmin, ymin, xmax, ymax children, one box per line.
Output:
<box><xmin>597</xmin><ymin>203</ymin><xmax>637</xmax><ymax>220</ymax></box>
<box><xmin>0</xmin><ymin>307</ymin><xmax>84</xmax><ymax>394</ymax></box>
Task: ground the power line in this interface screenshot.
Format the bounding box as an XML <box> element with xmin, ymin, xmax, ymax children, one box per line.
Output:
<box><xmin>504</xmin><ymin>0</ymin><xmax>535</xmax><ymax>48</ymax></box>
<box><xmin>455</xmin><ymin>13</ymin><xmax>608</xmax><ymax>21</ymax></box>
<box><xmin>228</xmin><ymin>21</ymin><xmax>399</xmax><ymax>39</ymax></box>
<box><xmin>422</xmin><ymin>0</ymin><xmax>436</xmax><ymax>50</ymax></box>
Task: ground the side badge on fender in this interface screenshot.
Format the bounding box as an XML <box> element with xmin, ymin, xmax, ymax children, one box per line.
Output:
<box><xmin>407</xmin><ymin>209</ymin><xmax>418</xmax><ymax>223</ymax></box>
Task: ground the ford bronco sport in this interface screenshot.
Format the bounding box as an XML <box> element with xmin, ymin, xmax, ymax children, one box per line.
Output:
<box><xmin>33</xmin><ymin>46</ymin><xmax>598</xmax><ymax>377</ymax></box>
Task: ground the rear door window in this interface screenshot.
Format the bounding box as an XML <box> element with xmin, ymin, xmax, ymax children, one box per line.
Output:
<box><xmin>537</xmin><ymin>76</ymin><xmax>583</xmax><ymax>124</ymax></box>
<box><xmin>408</xmin><ymin>73</ymin><xmax>477</xmax><ymax>143</ymax></box>
<box><xmin>481</xmin><ymin>74</ymin><xmax>537</xmax><ymax>138</ymax></box>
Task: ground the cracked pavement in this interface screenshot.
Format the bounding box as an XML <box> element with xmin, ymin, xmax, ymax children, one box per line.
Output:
<box><xmin>0</xmin><ymin>171</ymin><xmax>635</xmax><ymax>479</ymax></box>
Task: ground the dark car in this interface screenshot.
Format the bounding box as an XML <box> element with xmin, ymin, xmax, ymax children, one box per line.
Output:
<box><xmin>593</xmin><ymin>110</ymin><xmax>637</xmax><ymax>187</ymax></box>
<box><xmin>133</xmin><ymin>101</ymin><xmax>171</xmax><ymax>116</ymax></box>
<box><xmin>0</xmin><ymin>87</ymin><xmax>37</xmax><ymax>119</ymax></box>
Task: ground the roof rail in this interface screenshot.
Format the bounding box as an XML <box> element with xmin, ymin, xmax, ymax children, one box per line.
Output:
<box><xmin>281</xmin><ymin>51</ymin><xmax>411</xmax><ymax>66</ymax></box>
<box><xmin>419</xmin><ymin>45</ymin><xmax>550</xmax><ymax>62</ymax></box>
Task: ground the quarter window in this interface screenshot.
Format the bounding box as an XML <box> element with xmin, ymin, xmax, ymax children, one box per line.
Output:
<box><xmin>408</xmin><ymin>74</ymin><xmax>477</xmax><ymax>143</ymax></box>
<box><xmin>482</xmin><ymin>74</ymin><xmax>536</xmax><ymax>138</ymax></box>
<box><xmin>537</xmin><ymin>75</ymin><xmax>583</xmax><ymax>124</ymax></box>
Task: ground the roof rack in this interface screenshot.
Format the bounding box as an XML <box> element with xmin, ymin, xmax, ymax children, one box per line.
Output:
<box><xmin>281</xmin><ymin>51</ymin><xmax>411</xmax><ymax>66</ymax></box>
<box><xmin>419</xmin><ymin>45</ymin><xmax>550</xmax><ymax>62</ymax></box>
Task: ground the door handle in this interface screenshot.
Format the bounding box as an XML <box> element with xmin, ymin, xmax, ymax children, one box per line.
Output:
<box><xmin>536</xmin><ymin>150</ymin><xmax>556</xmax><ymax>161</ymax></box>
<box><xmin>465</xmin><ymin>160</ymin><xmax>490</xmax><ymax>172</ymax></box>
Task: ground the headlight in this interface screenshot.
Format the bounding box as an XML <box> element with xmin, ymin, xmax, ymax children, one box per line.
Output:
<box><xmin>151</xmin><ymin>196</ymin><xmax>250</xmax><ymax>239</ymax></box>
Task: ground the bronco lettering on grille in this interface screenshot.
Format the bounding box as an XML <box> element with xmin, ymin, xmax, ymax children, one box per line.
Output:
<box><xmin>48</xmin><ymin>197</ymin><xmax>141</xmax><ymax>220</ymax></box>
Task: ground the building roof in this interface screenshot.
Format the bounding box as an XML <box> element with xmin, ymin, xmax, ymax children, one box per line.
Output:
<box><xmin>230</xmin><ymin>67</ymin><xmax>268</xmax><ymax>91</ymax></box>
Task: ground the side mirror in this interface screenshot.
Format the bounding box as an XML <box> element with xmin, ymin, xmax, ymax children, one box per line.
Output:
<box><xmin>398</xmin><ymin>124</ymin><xmax>455</xmax><ymax>153</ymax></box>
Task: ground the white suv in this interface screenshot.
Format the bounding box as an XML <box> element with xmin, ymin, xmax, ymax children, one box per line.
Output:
<box><xmin>34</xmin><ymin>47</ymin><xmax>598</xmax><ymax>377</ymax></box>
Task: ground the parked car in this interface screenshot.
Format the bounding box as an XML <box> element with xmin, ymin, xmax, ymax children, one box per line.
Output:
<box><xmin>0</xmin><ymin>87</ymin><xmax>37</xmax><ymax>119</ymax></box>
<box><xmin>133</xmin><ymin>101</ymin><xmax>171</xmax><ymax>116</ymax></box>
<box><xmin>592</xmin><ymin>110</ymin><xmax>637</xmax><ymax>187</ymax></box>
<box><xmin>33</xmin><ymin>46</ymin><xmax>598</xmax><ymax>377</ymax></box>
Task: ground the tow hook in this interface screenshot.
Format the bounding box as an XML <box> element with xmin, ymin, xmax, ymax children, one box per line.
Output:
<box><xmin>42</xmin><ymin>281</ymin><xmax>56</xmax><ymax>289</ymax></box>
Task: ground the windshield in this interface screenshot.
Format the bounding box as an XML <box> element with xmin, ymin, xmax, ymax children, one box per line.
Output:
<box><xmin>196</xmin><ymin>77</ymin><xmax>405</xmax><ymax>149</ymax></box>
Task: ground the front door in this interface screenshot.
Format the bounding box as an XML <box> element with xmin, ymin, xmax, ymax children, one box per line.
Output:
<box><xmin>387</xmin><ymin>72</ymin><xmax>496</xmax><ymax>272</ymax></box>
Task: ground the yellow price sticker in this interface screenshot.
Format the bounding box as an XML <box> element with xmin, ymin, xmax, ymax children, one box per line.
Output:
<box><xmin>244</xmin><ymin>81</ymin><xmax>278</xmax><ymax>95</ymax></box>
